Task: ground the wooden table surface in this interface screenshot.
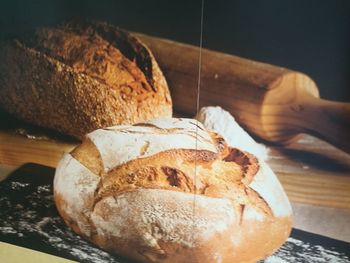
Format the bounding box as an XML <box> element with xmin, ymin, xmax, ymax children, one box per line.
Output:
<box><xmin>0</xmin><ymin>123</ymin><xmax>350</xmax><ymax>242</ymax></box>
<box><xmin>0</xmin><ymin>128</ymin><xmax>349</xmax><ymax>209</ymax></box>
<box><xmin>268</xmin><ymin>135</ymin><xmax>350</xmax><ymax>209</ymax></box>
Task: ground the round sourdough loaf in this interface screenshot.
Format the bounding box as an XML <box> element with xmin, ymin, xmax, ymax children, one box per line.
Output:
<box><xmin>0</xmin><ymin>21</ymin><xmax>172</xmax><ymax>139</ymax></box>
<box><xmin>54</xmin><ymin>118</ymin><xmax>292</xmax><ymax>263</ymax></box>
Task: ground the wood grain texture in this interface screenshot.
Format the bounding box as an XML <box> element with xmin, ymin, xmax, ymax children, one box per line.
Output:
<box><xmin>0</xmin><ymin>130</ymin><xmax>349</xmax><ymax>209</ymax></box>
<box><xmin>268</xmin><ymin>135</ymin><xmax>350</xmax><ymax>208</ymax></box>
<box><xmin>0</xmin><ymin>131</ymin><xmax>76</xmax><ymax>168</ymax></box>
<box><xmin>136</xmin><ymin>33</ymin><xmax>350</xmax><ymax>153</ymax></box>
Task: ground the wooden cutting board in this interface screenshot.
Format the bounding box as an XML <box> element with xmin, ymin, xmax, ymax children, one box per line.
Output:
<box><xmin>0</xmin><ymin>123</ymin><xmax>349</xmax><ymax>209</ymax></box>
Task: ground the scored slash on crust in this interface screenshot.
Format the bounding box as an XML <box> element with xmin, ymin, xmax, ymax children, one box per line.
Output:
<box><xmin>54</xmin><ymin>118</ymin><xmax>292</xmax><ymax>263</ymax></box>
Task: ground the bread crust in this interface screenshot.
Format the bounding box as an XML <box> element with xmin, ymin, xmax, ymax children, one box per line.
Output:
<box><xmin>0</xmin><ymin>21</ymin><xmax>172</xmax><ymax>139</ymax></box>
<box><xmin>54</xmin><ymin>118</ymin><xmax>292</xmax><ymax>263</ymax></box>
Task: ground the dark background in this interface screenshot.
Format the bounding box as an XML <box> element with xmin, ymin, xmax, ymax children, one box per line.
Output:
<box><xmin>1</xmin><ymin>0</ymin><xmax>349</xmax><ymax>101</ymax></box>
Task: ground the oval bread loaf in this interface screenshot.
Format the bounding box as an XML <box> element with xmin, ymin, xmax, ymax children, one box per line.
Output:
<box><xmin>54</xmin><ymin>118</ymin><xmax>292</xmax><ymax>263</ymax></box>
<box><xmin>0</xmin><ymin>21</ymin><xmax>172</xmax><ymax>139</ymax></box>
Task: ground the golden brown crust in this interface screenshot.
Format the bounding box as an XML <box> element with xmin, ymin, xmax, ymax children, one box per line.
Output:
<box><xmin>93</xmin><ymin>146</ymin><xmax>269</xmax><ymax>211</ymax></box>
<box><xmin>71</xmin><ymin>138</ymin><xmax>103</xmax><ymax>175</ymax></box>
<box><xmin>54</xmin><ymin>118</ymin><xmax>292</xmax><ymax>263</ymax></box>
<box><xmin>0</xmin><ymin>21</ymin><xmax>172</xmax><ymax>139</ymax></box>
<box><xmin>55</xmin><ymin>188</ymin><xmax>292</xmax><ymax>263</ymax></box>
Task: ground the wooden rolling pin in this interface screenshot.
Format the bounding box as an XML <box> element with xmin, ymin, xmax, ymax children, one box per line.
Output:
<box><xmin>136</xmin><ymin>33</ymin><xmax>350</xmax><ymax>153</ymax></box>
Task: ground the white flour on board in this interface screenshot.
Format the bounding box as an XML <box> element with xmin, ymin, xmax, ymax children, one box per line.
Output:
<box><xmin>263</xmin><ymin>237</ymin><xmax>349</xmax><ymax>263</ymax></box>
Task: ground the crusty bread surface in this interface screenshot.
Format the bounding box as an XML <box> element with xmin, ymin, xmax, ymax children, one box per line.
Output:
<box><xmin>0</xmin><ymin>21</ymin><xmax>172</xmax><ymax>139</ymax></box>
<box><xmin>54</xmin><ymin>118</ymin><xmax>292</xmax><ymax>263</ymax></box>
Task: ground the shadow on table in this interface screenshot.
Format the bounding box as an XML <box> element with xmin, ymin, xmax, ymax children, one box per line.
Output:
<box><xmin>279</xmin><ymin>148</ymin><xmax>350</xmax><ymax>173</ymax></box>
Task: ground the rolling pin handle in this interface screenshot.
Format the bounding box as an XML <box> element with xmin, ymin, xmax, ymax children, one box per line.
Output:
<box><xmin>299</xmin><ymin>95</ymin><xmax>350</xmax><ymax>153</ymax></box>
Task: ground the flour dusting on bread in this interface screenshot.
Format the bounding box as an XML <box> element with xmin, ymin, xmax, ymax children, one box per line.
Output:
<box><xmin>54</xmin><ymin>153</ymin><xmax>100</xmax><ymax>236</ymax></box>
<box><xmin>91</xmin><ymin>189</ymin><xmax>235</xmax><ymax>248</ymax></box>
<box><xmin>54</xmin><ymin>117</ymin><xmax>292</xmax><ymax>263</ymax></box>
<box><xmin>87</xmin><ymin>118</ymin><xmax>217</xmax><ymax>172</ymax></box>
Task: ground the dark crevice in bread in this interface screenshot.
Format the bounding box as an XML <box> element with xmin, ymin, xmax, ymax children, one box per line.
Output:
<box><xmin>224</xmin><ymin>147</ymin><xmax>259</xmax><ymax>184</ymax></box>
<box><xmin>86</xmin><ymin>145</ymin><xmax>270</xmax><ymax>216</ymax></box>
<box><xmin>209</xmin><ymin>131</ymin><xmax>227</xmax><ymax>154</ymax></box>
<box><xmin>67</xmin><ymin>21</ymin><xmax>156</xmax><ymax>92</ymax></box>
<box><xmin>25</xmin><ymin>27</ymin><xmax>154</xmax><ymax>97</ymax></box>
<box><xmin>162</xmin><ymin>166</ymin><xmax>196</xmax><ymax>192</ymax></box>
<box><xmin>239</xmin><ymin>204</ymin><xmax>246</xmax><ymax>225</ymax></box>
<box><xmin>77</xmin><ymin>21</ymin><xmax>156</xmax><ymax>90</ymax></box>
